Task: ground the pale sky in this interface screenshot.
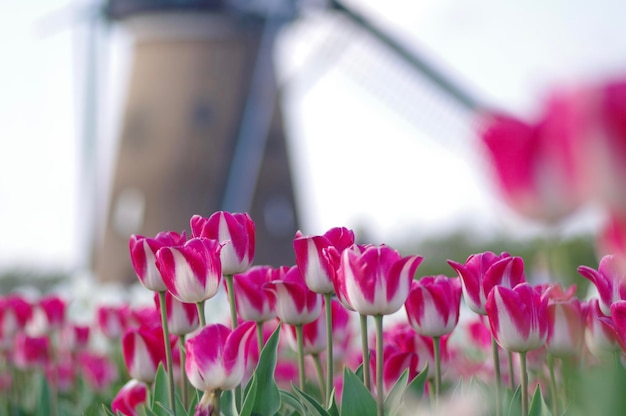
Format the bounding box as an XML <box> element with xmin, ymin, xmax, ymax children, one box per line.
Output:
<box><xmin>1</xmin><ymin>0</ymin><xmax>625</xmax><ymax>272</ymax></box>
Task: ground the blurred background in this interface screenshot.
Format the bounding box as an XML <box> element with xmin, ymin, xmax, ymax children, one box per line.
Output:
<box><xmin>1</xmin><ymin>0</ymin><xmax>625</xmax><ymax>287</ymax></box>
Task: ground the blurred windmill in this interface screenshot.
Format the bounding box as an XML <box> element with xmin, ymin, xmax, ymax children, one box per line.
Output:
<box><xmin>67</xmin><ymin>0</ymin><xmax>483</xmax><ymax>283</ymax></box>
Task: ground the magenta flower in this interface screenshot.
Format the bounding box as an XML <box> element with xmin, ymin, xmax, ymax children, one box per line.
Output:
<box><xmin>448</xmin><ymin>251</ymin><xmax>525</xmax><ymax>315</ymax></box>
<box><xmin>0</xmin><ymin>295</ymin><xmax>32</xmax><ymax>340</ymax></box>
<box><xmin>544</xmin><ymin>284</ymin><xmax>586</xmax><ymax>357</ymax></box>
<box><xmin>191</xmin><ymin>212</ymin><xmax>255</xmax><ymax>275</ymax></box>
<box><xmin>155</xmin><ymin>237</ymin><xmax>224</xmax><ymax>304</ymax></box>
<box><xmin>405</xmin><ymin>275</ymin><xmax>462</xmax><ymax>337</ymax></box>
<box><xmin>28</xmin><ymin>295</ymin><xmax>66</xmax><ymax>335</ymax></box>
<box><xmin>13</xmin><ymin>333</ymin><xmax>50</xmax><ymax>369</ymax></box>
<box><xmin>231</xmin><ymin>265</ymin><xmax>279</xmax><ymax>323</ymax></box>
<box><xmin>122</xmin><ymin>325</ymin><xmax>172</xmax><ymax>383</ymax></box>
<box><xmin>129</xmin><ymin>231</ymin><xmax>187</xmax><ymax>292</ymax></box>
<box><xmin>578</xmin><ymin>254</ymin><xmax>626</xmax><ymax>315</ymax></box>
<box><xmin>96</xmin><ymin>304</ymin><xmax>130</xmax><ymax>339</ymax></box>
<box><xmin>263</xmin><ymin>265</ymin><xmax>322</xmax><ymax>325</ymax></box>
<box><xmin>334</xmin><ymin>244</ymin><xmax>423</xmax><ymax>316</ymax></box>
<box><xmin>153</xmin><ymin>291</ymin><xmax>199</xmax><ymax>336</ymax></box>
<box><xmin>585</xmin><ymin>298</ymin><xmax>621</xmax><ymax>357</ymax></box>
<box><xmin>486</xmin><ymin>283</ymin><xmax>549</xmax><ymax>352</ymax></box>
<box><xmin>78</xmin><ymin>352</ymin><xmax>119</xmax><ymax>391</ymax></box>
<box><xmin>185</xmin><ymin>321</ymin><xmax>255</xmax><ymax>392</ymax></box>
<box><xmin>293</xmin><ymin>227</ymin><xmax>355</xmax><ymax>294</ymax></box>
<box><xmin>111</xmin><ymin>379</ymin><xmax>148</xmax><ymax>416</ymax></box>
<box><xmin>59</xmin><ymin>324</ymin><xmax>90</xmax><ymax>352</ymax></box>
<box><xmin>609</xmin><ymin>301</ymin><xmax>626</xmax><ymax>353</ymax></box>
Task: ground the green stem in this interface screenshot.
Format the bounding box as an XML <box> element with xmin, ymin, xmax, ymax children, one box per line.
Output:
<box><xmin>360</xmin><ymin>314</ymin><xmax>371</xmax><ymax>391</ymax></box>
<box><xmin>179</xmin><ymin>336</ymin><xmax>189</xmax><ymax>411</ymax></box>
<box><xmin>212</xmin><ymin>389</ymin><xmax>222</xmax><ymax>416</ymax></box>
<box><xmin>158</xmin><ymin>291</ymin><xmax>177</xmax><ymax>415</ymax></box>
<box><xmin>492</xmin><ymin>335</ymin><xmax>502</xmax><ymax>416</ymax></box>
<box><xmin>313</xmin><ymin>353</ymin><xmax>327</xmax><ymax>404</ymax></box>
<box><xmin>374</xmin><ymin>314</ymin><xmax>384</xmax><ymax>416</ymax></box>
<box><xmin>507</xmin><ymin>350</ymin><xmax>515</xmax><ymax>391</ymax></box>
<box><xmin>548</xmin><ymin>354</ymin><xmax>559</xmax><ymax>416</ymax></box>
<box><xmin>520</xmin><ymin>351</ymin><xmax>529</xmax><ymax>416</ymax></box>
<box><xmin>324</xmin><ymin>293</ymin><xmax>334</xmax><ymax>407</ymax></box>
<box><xmin>256</xmin><ymin>321</ymin><xmax>264</xmax><ymax>355</ymax></box>
<box><xmin>196</xmin><ymin>301</ymin><xmax>206</xmax><ymax>327</ymax></box>
<box><xmin>224</xmin><ymin>274</ymin><xmax>242</xmax><ymax>411</ymax></box>
<box><xmin>433</xmin><ymin>336</ymin><xmax>441</xmax><ymax>409</ymax></box>
<box><xmin>296</xmin><ymin>324</ymin><xmax>306</xmax><ymax>390</ymax></box>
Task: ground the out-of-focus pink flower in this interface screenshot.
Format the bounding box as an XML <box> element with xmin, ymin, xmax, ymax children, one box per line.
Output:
<box><xmin>448</xmin><ymin>252</ymin><xmax>525</xmax><ymax>315</ymax></box>
<box><xmin>0</xmin><ymin>295</ymin><xmax>32</xmax><ymax>342</ymax></box>
<box><xmin>14</xmin><ymin>333</ymin><xmax>50</xmax><ymax>369</ymax></box>
<box><xmin>185</xmin><ymin>321</ymin><xmax>255</xmax><ymax>392</ymax></box>
<box><xmin>334</xmin><ymin>244</ymin><xmax>423</xmax><ymax>316</ymax></box>
<box><xmin>122</xmin><ymin>325</ymin><xmax>172</xmax><ymax>383</ymax></box>
<box><xmin>156</xmin><ymin>237</ymin><xmax>224</xmax><ymax>304</ymax></box>
<box><xmin>405</xmin><ymin>275</ymin><xmax>462</xmax><ymax>337</ymax></box>
<box><xmin>59</xmin><ymin>324</ymin><xmax>90</xmax><ymax>352</ymax></box>
<box><xmin>597</xmin><ymin>210</ymin><xmax>626</xmax><ymax>275</ymax></box>
<box><xmin>609</xmin><ymin>301</ymin><xmax>626</xmax><ymax>354</ymax></box>
<box><xmin>486</xmin><ymin>283</ymin><xmax>549</xmax><ymax>352</ymax></box>
<box><xmin>544</xmin><ymin>284</ymin><xmax>586</xmax><ymax>357</ymax></box>
<box><xmin>231</xmin><ymin>265</ymin><xmax>279</xmax><ymax>323</ymax></box>
<box><xmin>479</xmin><ymin>90</ymin><xmax>592</xmax><ymax>223</ymax></box>
<box><xmin>190</xmin><ymin>212</ymin><xmax>255</xmax><ymax>275</ymax></box>
<box><xmin>263</xmin><ymin>265</ymin><xmax>322</xmax><ymax>325</ymax></box>
<box><xmin>96</xmin><ymin>304</ymin><xmax>131</xmax><ymax>339</ymax></box>
<box><xmin>153</xmin><ymin>291</ymin><xmax>199</xmax><ymax>336</ymax></box>
<box><xmin>293</xmin><ymin>227</ymin><xmax>355</xmax><ymax>294</ymax></box>
<box><xmin>28</xmin><ymin>295</ymin><xmax>66</xmax><ymax>335</ymax></box>
<box><xmin>129</xmin><ymin>231</ymin><xmax>187</xmax><ymax>292</ymax></box>
<box><xmin>111</xmin><ymin>379</ymin><xmax>148</xmax><ymax>416</ymax></box>
<box><xmin>585</xmin><ymin>298</ymin><xmax>621</xmax><ymax>358</ymax></box>
<box><xmin>78</xmin><ymin>352</ymin><xmax>119</xmax><ymax>391</ymax></box>
<box><xmin>130</xmin><ymin>306</ymin><xmax>161</xmax><ymax>329</ymax></box>
<box><xmin>578</xmin><ymin>254</ymin><xmax>626</xmax><ymax>315</ymax></box>
<box><xmin>466</xmin><ymin>316</ymin><xmax>492</xmax><ymax>351</ymax></box>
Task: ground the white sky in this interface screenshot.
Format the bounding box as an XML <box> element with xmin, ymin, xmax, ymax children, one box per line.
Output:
<box><xmin>1</xmin><ymin>0</ymin><xmax>625</xmax><ymax>272</ymax></box>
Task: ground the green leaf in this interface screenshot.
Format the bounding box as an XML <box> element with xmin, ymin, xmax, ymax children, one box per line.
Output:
<box><xmin>529</xmin><ymin>387</ymin><xmax>551</xmax><ymax>416</ymax></box>
<box><xmin>36</xmin><ymin>374</ymin><xmax>51</xmax><ymax>416</ymax></box>
<box><xmin>384</xmin><ymin>369</ymin><xmax>409</xmax><ymax>416</ymax></box>
<box><xmin>221</xmin><ymin>389</ymin><xmax>235</xmax><ymax>416</ymax></box>
<box><xmin>153</xmin><ymin>402</ymin><xmax>175</xmax><ymax>416</ymax></box>
<box><xmin>280</xmin><ymin>389</ymin><xmax>307</xmax><ymax>415</ymax></box>
<box><xmin>292</xmin><ymin>385</ymin><xmax>331</xmax><ymax>416</ymax></box>
<box><xmin>339</xmin><ymin>367</ymin><xmax>376</xmax><ymax>416</ymax></box>
<box><xmin>151</xmin><ymin>363</ymin><xmax>171</xmax><ymax>415</ymax></box>
<box><xmin>240</xmin><ymin>324</ymin><xmax>282</xmax><ymax>416</ymax></box>
<box><xmin>99</xmin><ymin>404</ymin><xmax>117</xmax><ymax>416</ymax></box>
<box><xmin>506</xmin><ymin>386</ymin><xmax>522</xmax><ymax>416</ymax></box>
<box><xmin>327</xmin><ymin>389</ymin><xmax>340</xmax><ymax>416</ymax></box>
<box><xmin>405</xmin><ymin>365</ymin><xmax>428</xmax><ymax>402</ymax></box>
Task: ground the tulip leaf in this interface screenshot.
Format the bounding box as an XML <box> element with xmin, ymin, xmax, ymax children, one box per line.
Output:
<box><xmin>240</xmin><ymin>324</ymin><xmax>282</xmax><ymax>416</ymax></box>
<box><xmin>405</xmin><ymin>364</ymin><xmax>428</xmax><ymax>402</ymax></box>
<box><xmin>292</xmin><ymin>384</ymin><xmax>331</xmax><ymax>416</ymax></box>
<box><xmin>221</xmin><ymin>390</ymin><xmax>235</xmax><ymax>416</ymax></box>
<box><xmin>327</xmin><ymin>389</ymin><xmax>340</xmax><ymax>416</ymax></box>
<box><xmin>151</xmin><ymin>363</ymin><xmax>170</xmax><ymax>415</ymax></box>
<box><xmin>506</xmin><ymin>386</ymin><xmax>522</xmax><ymax>416</ymax></box>
<box><xmin>280</xmin><ymin>389</ymin><xmax>308</xmax><ymax>415</ymax></box>
<box><xmin>35</xmin><ymin>375</ymin><xmax>51</xmax><ymax>416</ymax></box>
<box><xmin>529</xmin><ymin>387</ymin><xmax>551</xmax><ymax>416</ymax></box>
<box><xmin>384</xmin><ymin>369</ymin><xmax>409</xmax><ymax>416</ymax></box>
<box><xmin>100</xmin><ymin>404</ymin><xmax>117</xmax><ymax>416</ymax></box>
<box><xmin>154</xmin><ymin>402</ymin><xmax>175</xmax><ymax>416</ymax></box>
<box><xmin>340</xmin><ymin>367</ymin><xmax>376</xmax><ymax>416</ymax></box>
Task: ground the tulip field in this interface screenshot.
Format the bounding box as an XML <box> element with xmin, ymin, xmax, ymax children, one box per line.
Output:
<box><xmin>3</xmin><ymin>77</ymin><xmax>626</xmax><ymax>416</ymax></box>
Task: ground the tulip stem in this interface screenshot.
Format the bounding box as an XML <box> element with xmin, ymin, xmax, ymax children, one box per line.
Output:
<box><xmin>548</xmin><ymin>354</ymin><xmax>559</xmax><ymax>416</ymax></box>
<box><xmin>507</xmin><ymin>350</ymin><xmax>515</xmax><ymax>391</ymax></box>
<box><xmin>491</xmin><ymin>335</ymin><xmax>502</xmax><ymax>416</ymax></box>
<box><xmin>224</xmin><ymin>274</ymin><xmax>238</xmax><ymax>329</ymax></box>
<box><xmin>374</xmin><ymin>314</ymin><xmax>384</xmax><ymax>416</ymax></box>
<box><xmin>296</xmin><ymin>324</ymin><xmax>306</xmax><ymax>390</ymax></box>
<box><xmin>324</xmin><ymin>293</ymin><xmax>333</xmax><ymax>407</ymax></box>
<box><xmin>433</xmin><ymin>336</ymin><xmax>441</xmax><ymax>408</ymax></box>
<box><xmin>360</xmin><ymin>314</ymin><xmax>371</xmax><ymax>390</ymax></box>
<box><xmin>179</xmin><ymin>336</ymin><xmax>189</xmax><ymax>411</ymax></box>
<box><xmin>256</xmin><ymin>321</ymin><xmax>264</xmax><ymax>354</ymax></box>
<box><xmin>212</xmin><ymin>389</ymin><xmax>222</xmax><ymax>416</ymax></box>
<box><xmin>520</xmin><ymin>351</ymin><xmax>529</xmax><ymax>416</ymax></box>
<box><xmin>313</xmin><ymin>353</ymin><xmax>327</xmax><ymax>404</ymax></box>
<box><xmin>158</xmin><ymin>291</ymin><xmax>177</xmax><ymax>416</ymax></box>
<box><xmin>196</xmin><ymin>301</ymin><xmax>206</xmax><ymax>327</ymax></box>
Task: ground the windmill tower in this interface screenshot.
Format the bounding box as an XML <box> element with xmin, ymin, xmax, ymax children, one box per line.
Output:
<box><xmin>95</xmin><ymin>0</ymin><xmax>299</xmax><ymax>283</ymax></box>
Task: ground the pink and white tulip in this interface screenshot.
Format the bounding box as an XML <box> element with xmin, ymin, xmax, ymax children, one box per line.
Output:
<box><xmin>0</xmin><ymin>295</ymin><xmax>32</xmax><ymax>342</ymax></box>
<box><xmin>334</xmin><ymin>244</ymin><xmax>423</xmax><ymax>316</ymax></box>
<box><xmin>263</xmin><ymin>265</ymin><xmax>322</xmax><ymax>325</ymax></box>
<box><xmin>122</xmin><ymin>325</ymin><xmax>171</xmax><ymax>383</ymax></box>
<box><xmin>111</xmin><ymin>379</ymin><xmax>148</xmax><ymax>416</ymax></box>
<box><xmin>129</xmin><ymin>231</ymin><xmax>187</xmax><ymax>292</ymax></box>
<box><xmin>293</xmin><ymin>227</ymin><xmax>355</xmax><ymax>294</ymax></box>
<box><xmin>448</xmin><ymin>251</ymin><xmax>525</xmax><ymax>315</ymax></box>
<box><xmin>585</xmin><ymin>298</ymin><xmax>621</xmax><ymax>357</ymax></box>
<box><xmin>153</xmin><ymin>291</ymin><xmax>199</xmax><ymax>336</ymax></box>
<box><xmin>405</xmin><ymin>275</ymin><xmax>462</xmax><ymax>337</ymax></box>
<box><xmin>231</xmin><ymin>265</ymin><xmax>279</xmax><ymax>323</ymax></box>
<box><xmin>578</xmin><ymin>254</ymin><xmax>626</xmax><ymax>315</ymax></box>
<box><xmin>185</xmin><ymin>321</ymin><xmax>255</xmax><ymax>392</ymax></box>
<box><xmin>13</xmin><ymin>333</ymin><xmax>50</xmax><ymax>369</ymax></box>
<box><xmin>156</xmin><ymin>237</ymin><xmax>224</xmax><ymax>304</ymax></box>
<box><xmin>190</xmin><ymin>212</ymin><xmax>255</xmax><ymax>275</ymax></box>
<box><xmin>545</xmin><ymin>284</ymin><xmax>586</xmax><ymax>357</ymax></box>
<box><xmin>486</xmin><ymin>283</ymin><xmax>549</xmax><ymax>352</ymax></box>
<box><xmin>78</xmin><ymin>352</ymin><xmax>119</xmax><ymax>391</ymax></box>
<box><xmin>96</xmin><ymin>304</ymin><xmax>131</xmax><ymax>339</ymax></box>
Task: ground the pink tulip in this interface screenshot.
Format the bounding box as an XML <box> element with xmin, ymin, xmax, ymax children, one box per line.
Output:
<box><xmin>0</xmin><ymin>295</ymin><xmax>32</xmax><ymax>341</ymax></box>
<box><xmin>486</xmin><ymin>283</ymin><xmax>549</xmax><ymax>352</ymax></box>
<box><xmin>13</xmin><ymin>333</ymin><xmax>50</xmax><ymax>369</ymax></box>
<box><xmin>585</xmin><ymin>298</ymin><xmax>621</xmax><ymax>357</ymax></box>
<box><xmin>293</xmin><ymin>227</ymin><xmax>355</xmax><ymax>294</ymax></box>
<box><xmin>78</xmin><ymin>352</ymin><xmax>119</xmax><ymax>391</ymax></box>
<box><xmin>122</xmin><ymin>325</ymin><xmax>172</xmax><ymax>383</ymax></box>
<box><xmin>96</xmin><ymin>304</ymin><xmax>131</xmax><ymax>339</ymax></box>
<box><xmin>156</xmin><ymin>237</ymin><xmax>224</xmax><ymax>304</ymax></box>
<box><xmin>231</xmin><ymin>265</ymin><xmax>279</xmax><ymax>323</ymax></box>
<box><xmin>111</xmin><ymin>379</ymin><xmax>148</xmax><ymax>416</ymax></box>
<box><xmin>405</xmin><ymin>275</ymin><xmax>462</xmax><ymax>337</ymax></box>
<box><xmin>544</xmin><ymin>284</ymin><xmax>586</xmax><ymax>357</ymax></box>
<box><xmin>28</xmin><ymin>295</ymin><xmax>66</xmax><ymax>335</ymax></box>
<box><xmin>609</xmin><ymin>301</ymin><xmax>626</xmax><ymax>353</ymax></box>
<box><xmin>448</xmin><ymin>252</ymin><xmax>525</xmax><ymax>315</ymax></box>
<box><xmin>190</xmin><ymin>212</ymin><xmax>255</xmax><ymax>275</ymax></box>
<box><xmin>153</xmin><ymin>291</ymin><xmax>199</xmax><ymax>336</ymax></box>
<box><xmin>129</xmin><ymin>231</ymin><xmax>187</xmax><ymax>292</ymax></box>
<box><xmin>334</xmin><ymin>244</ymin><xmax>423</xmax><ymax>316</ymax></box>
<box><xmin>597</xmin><ymin>210</ymin><xmax>626</xmax><ymax>274</ymax></box>
<box><xmin>263</xmin><ymin>265</ymin><xmax>322</xmax><ymax>325</ymax></box>
<box><xmin>185</xmin><ymin>321</ymin><xmax>255</xmax><ymax>392</ymax></box>
<box><xmin>59</xmin><ymin>324</ymin><xmax>90</xmax><ymax>352</ymax></box>
<box><xmin>479</xmin><ymin>90</ymin><xmax>591</xmax><ymax>223</ymax></box>
<box><xmin>578</xmin><ymin>254</ymin><xmax>626</xmax><ymax>315</ymax></box>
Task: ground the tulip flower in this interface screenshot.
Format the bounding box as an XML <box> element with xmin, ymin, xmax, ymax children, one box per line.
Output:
<box><xmin>545</xmin><ymin>284</ymin><xmax>586</xmax><ymax>357</ymax></box>
<box><xmin>96</xmin><ymin>304</ymin><xmax>131</xmax><ymax>340</ymax></box>
<box><xmin>578</xmin><ymin>254</ymin><xmax>626</xmax><ymax>316</ymax></box>
<box><xmin>153</xmin><ymin>291</ymin><xmax>199</xmax><ymax>336</ymax></box>
<box><xmin>129</xmin><ymin>231</ymin><xmax>187</xmax><ymax>292</ymax></box>
<box><xmin>263</xmin><ymin>265</ymin><xmax>322</xmax><ymax>326</ymax></box>
<box><xmin>122</xmin><ymin>325</ymin><xmax>172</xmax><ymax>383</ymax></box>
<box><xmin>0</xmin><ymin>295</ymin><xmax>32</xmax><ymax>343</ymax></box>
<box><xmin>13</xmin><ymin>333</ymin><xmax>50</xmax><ymax>369</ymax></box>
<box><xmin>27</xmin><ymin>295</ymin><xmax>66</xmax><ymax>336</ymax></box>
<box><xmin>231</xmin><ymin>265</ymin><xmax>278</xmax><ymax>323</ymax></box>
<box><xmin>78</xmin><ymin>352</ymin><xmax>119</xmax><ymax>391</ymax></box>
<box><xmin>405</xmin><ymin>275</ymin><xmax>462</xmax><ymax>338</ymax></box>
<box><xmin>59</xmin><ymin>324</ymin><xmax>90</xmax><ymax>352</ymax></box>
<box><xmin>111</xmin><ymin>379</ymin><xmax>148</xmax><ymax>416</ymax></box>
<box><xmin>155</xmin><ymin>237</ymin><xmax>224</xmax><ymax>305</ymax></box>
<box><xmin>585</xmin><ymin>298</ymin><xmax>621</xmax><ymax>358</ymax></box>
<box><xmin>190</xmin><ymin>212</ymin><xmax>255</xmax><ymax>275</ymax></box>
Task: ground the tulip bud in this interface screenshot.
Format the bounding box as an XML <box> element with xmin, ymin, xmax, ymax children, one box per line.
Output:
<box><xmin>405</xmin><ymin>275</ymin><xmax>462</xmax><ymax>337</ymax></box>
<box><xmin>129</xmin><ymin>231</ymin><xmax>187</xmax><ymax>292</ymax></box>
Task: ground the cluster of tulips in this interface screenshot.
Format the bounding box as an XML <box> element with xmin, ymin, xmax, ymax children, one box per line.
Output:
<box><xmin>97</xmin><ymin>209</ymin><xmax>626</xmax><ymax>416</ymax></box>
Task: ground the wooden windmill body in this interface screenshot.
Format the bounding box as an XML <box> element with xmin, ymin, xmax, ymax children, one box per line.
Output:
<box><xmin>95</xmin><ymin>1</ymin><xmax>299</xmax><ymax>283</ymax></box>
